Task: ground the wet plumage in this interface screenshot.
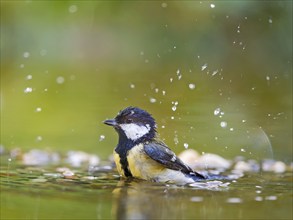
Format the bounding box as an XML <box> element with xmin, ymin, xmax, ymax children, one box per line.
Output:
<box><xmin>104</xmin><ymin>106</ymin><xmax>205</xmax><ymax>184</ymax></box>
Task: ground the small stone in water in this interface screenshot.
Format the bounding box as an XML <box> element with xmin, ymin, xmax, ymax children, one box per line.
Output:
<box><xmin>255</xmin><ymin>196</ymin><xmax>263</xmax><ymax>201</ymax></box>
<box><xmin>190</xmin><ymin>196</ymin><xmax>203</xmax><ymax>202</ymax></box>
<box><xmin>226</xmin><ymin>198</ymin><xmax>242</xmax><ymax>203</ymax></box>
<box><xmin>63</xmin><ymin>170</ymin><xmax>75</xmax><ymax>177</ymax></box>
<box><xmin>265</xmin><ymin>196</ymin><xmax>277</xmax><ymax>201</ymax></box>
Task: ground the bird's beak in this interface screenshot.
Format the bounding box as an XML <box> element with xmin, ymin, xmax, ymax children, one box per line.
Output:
<box><xmin>103</xmin><ymin>119</ymin><xmax>117</xmax><ymax>127</ymax></box>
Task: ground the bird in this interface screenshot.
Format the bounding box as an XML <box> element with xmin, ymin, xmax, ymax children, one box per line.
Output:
<box><xmin>104</xmin><ymin>106</ymin><xmax>206</xmax><ymax>185</ymax></box>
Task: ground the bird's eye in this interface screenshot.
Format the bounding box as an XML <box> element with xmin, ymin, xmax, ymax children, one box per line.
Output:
<box><xmin>126</xmin><ymin>118</ymin><xmax>133</xmax><ymax>123</ymax></box>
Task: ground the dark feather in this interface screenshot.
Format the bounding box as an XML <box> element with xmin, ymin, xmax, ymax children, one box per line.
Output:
<box><xmin>144</xmin><ymin>141</ymin><xmax>205</xmax><ymax>179</ymax></box>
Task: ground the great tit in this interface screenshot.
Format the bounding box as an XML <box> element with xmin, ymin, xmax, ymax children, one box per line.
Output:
<box><xmin>104</xmin><ymin>106</ymin><xmax>205</xmax><ymax>185</ymax></box>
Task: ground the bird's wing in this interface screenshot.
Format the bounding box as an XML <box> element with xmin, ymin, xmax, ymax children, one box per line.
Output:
<box><xmin>143</xmin><ymin>141</ymin><xmax>205</xmax><ymax>178</ymax></box>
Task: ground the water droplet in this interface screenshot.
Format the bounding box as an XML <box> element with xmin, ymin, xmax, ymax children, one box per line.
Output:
<box><xmin>201</xmin><ymin>64</ymin><xmax>207</xmax><ymax>71</ymax></box>
<box><xmin>241</xmin><ymin>148</ymin><xmax>246</xmax><ymax>152</ymax></box>
<box><xmin>20</xmin><ymin>64</ymin><xmax>25</xmax><ymax>68</ymax></box>
<box><xmin>40</xmin><ymin>49</ymin><xmax>47</xmax><ymax>56</ymax></box>
<box><xmin>172</xmin><ymin>106</ymin><xmax>177</xmax><ymax>111</ymax></box>
<box><xmin>130</xmin><ymin>83</ymin><xmax>135</xmax><ymax>89</ymax></box>
<box><xmin>220</xmin><ymin>121</ymin><xmax>227</xmax><ymax>128</ymax></box>
<box><xmin>24</xmin><ymin>87</ymin><xmax>33</xmax><ymax>93</ymax></box>
<box><xmin>268</xmin><ymin>18</ymin><xmax>273</xmax><ymax>24</ymax></box>
<box><xmin>173</xmin><ymin>136</ymin><xmax>179</xmax><ymax>145</ymax></box>
<box><xmin>23</xmin><ymin>52</ymin><xmax>30</xmax><ymax>58</ymax></box>
<box><xmin>230</xmin><ymin>128</ymin><xmax>234</xmax><ymax>131</ymax></box>
<box><xmin>214</xmin><ymin>108</ymin><xmax>221</xmax><ymax>116</ymax></box>
<box><xmin>35</xmin><ymin>107</ymin><xmax>42</xmax><ymax>112</ymax></box>
<box><xmin>36</xmin><ymin>136</ymin><xmax>43</xmax><ymax>142</ymax></box>
<box><xmin>56</xmin><ymin>76</ymin><xmax>65</xmax><ymax>84</ymax></box>
<box><xmin>99</xmin><ymin>135</ymin><xmax>105</xmax><ymax>141</ymax></box>
<box><xmin>162</xmin><ymin>90</ymin><xmax>166</xmax><ymax>96</ymax></box>
<box><xmin>149</xmin><ymin>98</ymin><xmax>156</xmax><ymax>103</ymax></box>
<box><xmin>170</xmin><ymin>78</ymin><xmax>173</xmax><ymax>82</ymax></box>
<box><xmin>26</xmin><ymin>75</ymin><xmax>32</xmax><ymax>80</ymax></box>
<box><xmin>68</xmin><ymin>5</ymin><xmax>78</xmax><ymax>13</ymax></box>
<box><xmin>161</xmin><ymin>2</ymin><xmax>168</xmax><ymax>8</ymax></box>
<box><xmin>184</xmin><ymin>143</ymin><xmax>189</xmax><ymax>149</ymax></box>
<box><xmin>210</xmin><ymin>4</ymin><xmax>215</xmax><ymax>8</ymax></box>
<box><xmin>212</xmin><ymin>70</ymin><xmax>218</xmax><ymax>76</ymax></box>
<box><xmin>189</xmin><ymin>83</ymin><xmax>196</xmax><ymax>90</ymax></box>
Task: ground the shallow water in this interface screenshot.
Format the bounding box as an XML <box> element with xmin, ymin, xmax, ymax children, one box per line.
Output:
<box><xmin>1</xmin><ymin>160</ymin><xmax>292</xmax><ymax>220</ymax></box>
<box><xmin>1</xmin><ymin>1</ymin><xmax>292</xmax><ymax>219</ymax></box>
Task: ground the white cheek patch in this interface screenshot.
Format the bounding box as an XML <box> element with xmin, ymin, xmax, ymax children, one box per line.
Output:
<box><xmin>120</xmin><ymin>123</ymin><xmax>151</xmax><ymax>141</ymax></box>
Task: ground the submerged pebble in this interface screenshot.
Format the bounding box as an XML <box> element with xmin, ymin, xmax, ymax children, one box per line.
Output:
<box><xmin>190</xmin><ymin>196</ymin><xmax>203</xmax><ymax>202</ymax></box>
<box><xmin>62</xmin><ymin>170</ymin><xmax>75</xmax><ymax>178</ymax></box>
<box><xmin>179</xmin><ymin>149</ymin><xmax>231</xmax><ymax>170</ymax></box>
<box><xmin>262</xmin><ymin>160</ymin><xmax>286</xmax><ymax>173</ymax></box>
<box><xmin>226</xmin><ymin>197</ymin><xmax>242</xmax><ymax>203</ymax></box>
<box><xmin>22</xmin><ymin>149</ymin><xmax>60</xmax><ymax>166</ymax></box>
<box><xmin>66</xmin><ymin>151</ymin><xmax>100</xmax><ymax>167</ymax></box>
<box><xmin>195</xmin><ymin>153</ymin><xmax>231</xmax><ymax>170</ymax></box>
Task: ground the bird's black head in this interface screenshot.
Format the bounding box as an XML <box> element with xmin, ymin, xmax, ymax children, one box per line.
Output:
<box><xmin>104</xmin><ymin>106</ymin><xmax>157</xmax><ymax>142</ymax></box>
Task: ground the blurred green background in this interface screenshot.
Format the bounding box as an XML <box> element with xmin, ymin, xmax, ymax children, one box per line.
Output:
<box><xmin>1</xmin><ymin>1</ymin><xmax>292</xmax><ymax>162</ymax></box>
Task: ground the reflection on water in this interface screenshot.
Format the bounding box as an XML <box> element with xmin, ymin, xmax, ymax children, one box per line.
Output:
<box><xmin>1</xmin><ymin>161</ymin><xmax>292</xmax><ymax>220</ymax></box>
<box><xmin>1</xmin><ymin>1</ymin><xmax>292</xmax><ymax>219</ymax></box>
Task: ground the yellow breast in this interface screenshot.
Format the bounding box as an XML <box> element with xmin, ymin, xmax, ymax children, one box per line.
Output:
<box><xmin>114</xmin><ymin>144</ymin><xmax>194</xmax><ymax>184</ymax></box>
<box><xmin>127</xmin><ymin>144</ymin><xmax>164</xmax><ymax>180</ymax></box>
<box><xmin>113</xmin><ymin>150</ymin><xmax>124</xmax><ymax>176</ymax></box>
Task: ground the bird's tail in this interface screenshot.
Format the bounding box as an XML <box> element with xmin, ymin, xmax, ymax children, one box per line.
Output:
<box><xmin>189</xmin><ymin>172</ymin><xmax>229</xmax><ymax>181</ymax></box>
